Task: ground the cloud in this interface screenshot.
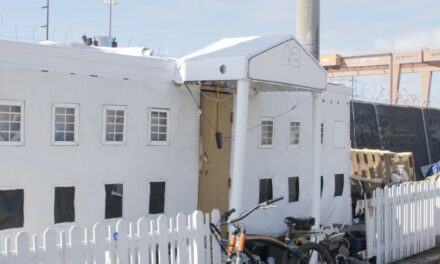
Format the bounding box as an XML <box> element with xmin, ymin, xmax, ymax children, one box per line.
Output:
<box><xmin>373</xmin><ymin>28</ymin><xmax>440</xmax><ymax>52</ymax></box>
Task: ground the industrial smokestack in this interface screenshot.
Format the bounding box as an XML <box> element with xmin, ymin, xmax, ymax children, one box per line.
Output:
<box><xmin>296</xmin><ymin>0</ymin><xmax>320</xmax><ymax>60</ymax></box>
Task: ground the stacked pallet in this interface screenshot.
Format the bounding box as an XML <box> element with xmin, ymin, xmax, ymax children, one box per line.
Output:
<box><xmin>351</xmin><ymin>149</ymin><xmax>416</xmax><ymax>195</ymax></box>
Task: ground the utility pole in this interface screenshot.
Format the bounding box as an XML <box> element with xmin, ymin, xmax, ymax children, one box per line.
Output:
<box><xmin>41</xmin><ymin>0</ymin><xmax>49</xmax><ymax>40</ymax></box>
<box><xmin>104</xmin><ymin>0</ymin><xmax>117</xmax><ymax>37</ymax></box>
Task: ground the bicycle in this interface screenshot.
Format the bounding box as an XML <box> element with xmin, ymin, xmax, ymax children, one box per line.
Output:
<box><xmin>280</xmin><ymin>216</ymin><xmax>349</xmax><ymax>263</ymax></box>
<box><xmin>210</xmin><ymin>197</ymin><xmax>334</xmax><ymax>264</ymax></box>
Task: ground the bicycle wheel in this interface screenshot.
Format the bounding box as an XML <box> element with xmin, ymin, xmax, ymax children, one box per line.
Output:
<box><xmin>297</xmin><ymin>243</ymin><xmax>334</xmax><ymax>264</ymax></box>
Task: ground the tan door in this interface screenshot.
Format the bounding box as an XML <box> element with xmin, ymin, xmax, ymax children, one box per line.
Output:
<box><xmin>198</xmin><ymin>90</ymin><xmax>233</xmax><ymax>215</ymax></box>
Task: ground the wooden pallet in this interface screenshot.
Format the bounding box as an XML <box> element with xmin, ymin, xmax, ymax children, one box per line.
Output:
<box><xmin>350</xmin><ymin>148</ymin><xmax>416</xmax><ymax>195</ymax></box>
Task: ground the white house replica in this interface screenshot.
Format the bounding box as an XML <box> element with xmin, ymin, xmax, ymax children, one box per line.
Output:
<box><xmin>0</xmin><ymin>35</ymin><xmax>351</xmax><ymax>237</ymax></box>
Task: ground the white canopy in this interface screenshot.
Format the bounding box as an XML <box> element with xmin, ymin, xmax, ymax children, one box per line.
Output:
<box><xmin>177</xmin><ymin>35</ymin><xmax>326</xmax><ymax>91</ymax></box>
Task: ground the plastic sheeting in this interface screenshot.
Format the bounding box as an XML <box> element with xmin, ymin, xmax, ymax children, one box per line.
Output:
<box><xmin>351</xmin><ymin>101</ymin><xmax>440</xmax><ymax>180</ymax></box>
<box><xmin>423</xmin><ymin>109</ymin><xmax>440</xmax><ymax>163</ymax></box>
<box><xmin>105</xmin><ymin>184</ymin><xmax>123</xmax><ymax>219</ymax></box>
<box><xmin>259</xmin><ymin>179</ymin><xmax>273</xmax><ymax>203</ymax></box>
<box><xmin>288</xmin><ymin>177</ymin><xmax>299</xmax><ymax>202</ymax></box>
<box><xmin>149</xmin><ymin>182</ymin><xmax>166</xmax><ymax>214</ymax></box>
<box><xmin>0</xmin><ymin>189</ymin><xmax>24</xmax><ymax>230</ymax></box>
<box><xmin>350</xmin><ymin>102</ymin><xmax>381</xmax><ymax>149</ymax></box>
<box><xmin>334</xmin><ymin>174</ymin><xmax>344</xmax><ymax>196</ymax></box>
<box><xmin>54</xmin><ymin>187</ymin><xmax>75</xmax><ymax>224</ymax></box>
<box><xmin>376</xmin><ymin>105</ymin><xmax>429</xmax><ymax>180</ymax></box>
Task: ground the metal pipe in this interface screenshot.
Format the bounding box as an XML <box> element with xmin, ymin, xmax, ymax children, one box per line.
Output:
<box><xmin>311</xmin><ymin>92</ymin><xmax>322</xmax><ymax>228</ymax></box>
<box><xmin>296</xmin><ymin>0</ymin><xmax>320</xmax><ymax>60</ymax></box>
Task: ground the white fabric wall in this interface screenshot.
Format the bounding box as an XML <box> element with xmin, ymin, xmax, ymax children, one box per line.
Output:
<box><xmin>237</xmin><ymin>87</ymin><xmax>351</xmax><ymax>235</ymax></box>
<box><xmin>0</xmin><ymin>67</ymin><xmax>200</xmax><ymax>237</ymax></box>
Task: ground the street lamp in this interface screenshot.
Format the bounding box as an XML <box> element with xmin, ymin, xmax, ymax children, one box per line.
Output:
<box><xmin>104</xmin><ymin>0</ymin><xmax>117</xmax><ymax>37</ymax></box>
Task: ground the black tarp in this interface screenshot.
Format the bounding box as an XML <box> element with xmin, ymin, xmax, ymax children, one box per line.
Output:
<box><xmin>54</xmin><ymin>187</ymin><xmax>75</xmax><ymax>223</ymax></box>
<box><xmin>376</xmin><ymin>105</ymin><xmax>429</xmax><ymax>180</ymax></box>
<box><xmin>334</xmin><ymin>174</ymin><xmax>344</xmax><ymax>197</ymax></box>
<box><xmin>0</xmin><ymin>189</ymin><xmax>24</xmax><ymax>230</ymax></box>
<box><xmin>149</xmin><ymin>182</ymin><xmax>166</xmax><ymax>214</ymax></box>
<box><xmin>423</xmin><ymin>109</ymin><xmax>440</xmax><ymax>163</ymax></box>
<box><xmin>288</xmin><ymin>177</ymin><xmax>299</xmax><ymax>202</ymax></box>
<box><xmin>258</xmin><ymin>179</ymin><xmax>273</xmax><ymax>203</ymax></box>
<box><xmin>351</xmin><ymin>102</ymin><xmax>381</xmax><ymax>149</ymax></box>
<box><xmin>105</xmin><ymin>184</ymin><xmax>123</xmax><ymax>219</ymax></box>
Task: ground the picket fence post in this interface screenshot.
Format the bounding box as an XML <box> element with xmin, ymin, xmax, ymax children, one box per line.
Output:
<box><xmin>367</xmin><ymin>180</ymin><xmax>440</xmax><ymax>264</ymax></box>
<box><xmin>1</xmin><ymin>210</ymin><xmax>221</xmax><ymax>264</ymax></box>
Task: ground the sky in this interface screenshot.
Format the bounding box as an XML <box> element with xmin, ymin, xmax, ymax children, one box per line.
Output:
<box><xmin>0</xmin><ymin>0</ymin><xmax>440</xmax><ymax>105</ymax></box>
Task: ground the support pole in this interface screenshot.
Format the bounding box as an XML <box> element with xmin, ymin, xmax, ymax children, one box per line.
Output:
<box><xmin>229</xmin><ymin>80</ymin><xmax>250</xmax><ymax>215</ymax></box>
<box><xmin>311</xmin><ymin>92</ymin><xmax>322</xmax><ymax>228</ymax></box>
<box><xmin>421</xmin><ymin>71</ymin><xmax>432</xmax><ymax>107</ymax></box>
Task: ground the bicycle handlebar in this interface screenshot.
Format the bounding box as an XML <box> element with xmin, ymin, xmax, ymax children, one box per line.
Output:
<box><xmin>227</xmin><ymin>196</ymin><xmax>284</xmax><ymax>225</ymax></box>
<box><xmin>221</xmin><ymin>208</ymin><xmax>236</xmax><ymax>222</ymax></box>
<box><xmin>265</xmin><ymin>196</ymin><xmax>284</xmax><ymax>205</ymax></box>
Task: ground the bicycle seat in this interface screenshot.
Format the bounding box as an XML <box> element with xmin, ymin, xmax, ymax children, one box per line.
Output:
<box><xmin>284</xmin><ymin>217</ymin><xmax>315</xmax><ymax>230</ymax></box>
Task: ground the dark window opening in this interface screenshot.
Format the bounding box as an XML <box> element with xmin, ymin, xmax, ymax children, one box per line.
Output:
<box><xmin>54</xmin><ymin>187</ymin><xmax>75</xmax><ymax>223</ymax></box>
<box><xmin>288</xmin><ymin>177</ymin><xmax>299</xmax><ymax>202</ymax></box>
<box><xmin>334</xmin><ymin>174</ymin><xmax>344</xmax><ymax>197</ymax></box>
<box><xmin>105</xmin><ymin>184</ymin><xmax>123</xmax><ymax>219</ymax></box>
<box><xmin>320</xmin><ymin>176</ymin><xmax>324</xmax><ymax>198</ymax></box>
<box><xmin>149</xmin><ymin>182</ymin><xmax>166</xmax><ymax>214</ymax></box>
<box><xmin>259</xmin><ymin>179</ymin><xmax>273</xmax><ymax>203</ymax></box>
<box><xmin>0</xmin><ymin>189</ymin><xmax>24</xmax><ymax>230</ymax></box>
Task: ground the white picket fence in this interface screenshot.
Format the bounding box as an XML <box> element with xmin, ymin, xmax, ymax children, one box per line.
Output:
<box><xmin>366</xmin><ymin>180</ymin><xmax>440</xmax><ymax>263</ymax></box>
<box><xmin>0</xmin><ymin>210</ymin><xmax>221</xmax><ymax>264</ymax></box>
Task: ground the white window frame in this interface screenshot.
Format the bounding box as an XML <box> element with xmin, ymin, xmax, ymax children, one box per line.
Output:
<box><xmin>102</xmin><ymin>105</ymin><xmax>127</xmax><ymax>146</ymax></box>
<box><xmin>147</xmin><ymin>108</ymin><xmax>170</xmax><ymax>146</ymax></box>
<box><xmin>0</xmin><ymin>100</ymin><xmax>25</xmax><ymax>146</ymax></box>
<box><xmin>288</xmin><ymin>119</ymin><xmax>301</xmax><ymax>148</ymax></box>
<box><xmin>51</xmin><ymin>103</ymin><xmax>79</xmax><ymax>146</ymax></box>
<box><xmin>259</xmin><ymin>118</ymin><xmax>274</xmax><ymax>148</ymax></box>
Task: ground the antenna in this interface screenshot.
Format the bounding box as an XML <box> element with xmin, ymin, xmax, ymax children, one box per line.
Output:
<box><xmin>104</xmin><ymin>0</ymin><xmax>117</xmax><ymax>37</ymax></box>
<box><xmin>41</xmin><ymin>0</ymin><xmax>49</xmax><ymax>40</ymax></box>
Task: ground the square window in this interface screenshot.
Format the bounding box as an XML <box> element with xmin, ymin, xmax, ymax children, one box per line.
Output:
<box><xmin>334</xmin><ymin>174</ymin><xmax>344</xmax><ymax>197</ymax></box>
<box><xmin>149</xmin><ymin>181</ymin><xmax>166</xmax><ymax>214</ymax></box>
<box><xmin>52</xmin><ymin>103</ymin><xmax>79</xmax><ymax>145</ymax></box>
<box><xmin>0</xmin><ymin>100</ymin><xmax>25</xmax><ymax>145</ymax></box>
<box><xmin>289</xmin><ymin>121</ymin><xmax>300</xmax><ymax>146</ymax></box>
<box><xmin>54</xmin><ymin>187</ymin><xmax>75</xmax><ymax>223</ymax></box>
<box><xmin>105</xmin><ymin>184</ymin><xmax>123</xmax><ymax>219</ymax></box>
<box><xmin>259</xmin><ymin>179</ymin><xmax>273</xmax><ymax>203</ymax></box>
<box><xmin>148</xmin><ymin>109</ymin><xmax>170</xmax><ymax>146</ymax></box>
<box><xmin>288</xmin><ymin>177</ymin><xmax>299</xmax><ymax>202</ymax></box>
<box><xmin>0</xmin><ymin>189</ymin><xmax>24</xmax><ymax>230</ymax></box>
<box><xmin>260</xmin><ymin>119</ymin><xmax>274</xmax><ymax>147</ymax></box>
<box><xmin>102</xmin><ymin>105</ymin><xmax>127</xmax><ymax>145</ymax></box>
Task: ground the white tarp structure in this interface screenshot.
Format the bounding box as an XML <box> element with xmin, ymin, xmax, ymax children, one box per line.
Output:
<box><xmin>178</xmin><ymin>35</ymin><xmax>351</xmax><ymax>234</ymax></box>
<box><xmin>178</xmin><ymin>35</ymin><xmax>326</xmax><ymax>90</ymax></box>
